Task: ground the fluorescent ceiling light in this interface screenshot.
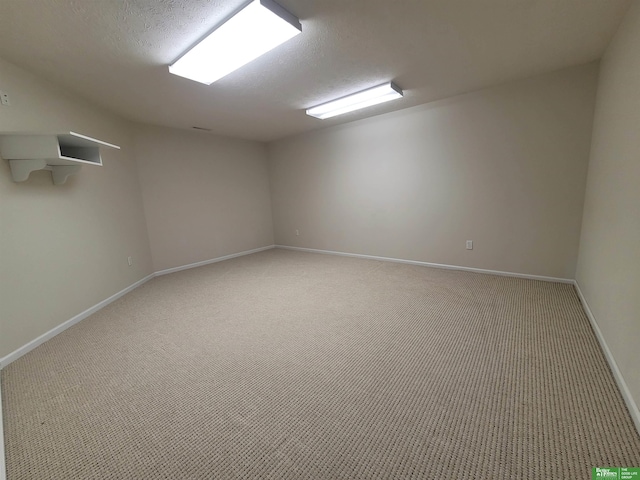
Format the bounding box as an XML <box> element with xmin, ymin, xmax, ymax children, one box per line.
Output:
<box><xmin>169</xmin><ymin>0</ymin><xmax>301</xmax><ymax>85</ymax></box>
<box><xmin>306</xmin><ymin>82</ymin><xmax>404</xmax><ymax>119</ymax></box>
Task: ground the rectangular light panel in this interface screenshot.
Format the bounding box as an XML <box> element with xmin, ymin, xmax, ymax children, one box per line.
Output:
<box><xmin>306</xmin><ymin>82</ymin><xmax>404</xmax><ymax>119</ymax></box>
<box><xmin>169</xmin><ymin>0</ymin><xmax>301</xmax><ymax>85</ymax></box>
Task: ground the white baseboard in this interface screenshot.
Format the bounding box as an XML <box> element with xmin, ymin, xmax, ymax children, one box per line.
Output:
<box><xmin>0</xmin><ymin>273</ymin><xmax>155</xmax><ymax>370</ymax></box>
<box><xmin>0</xmin><ymin>244</ymin><xmax>566</xmax><ymax>369</ymax></box>
<box><xmin>0</xmin><ymin>245</ymin><xmax>276</xmax><ymax>370</ymax></box>
<box><xmin>275</xmin><ymin>245</ymin><xmax>574</xmax><ymax>284</ymax></box>
<box><xmin>154</xmin><ymin>245</ymin><xmax>275</xmax><ymax>276</ymax></box>
<box><xmin>0</xmin><ymin>383</ymin><xmax>5</xmax><ymax>480</ymax></box>
<box><xmin>0</xmin><ymin>275</ymin><xmax>153</xmax><ymax>480</ymax></box>
<box><xmin>0</xmin><ymin>244</ymin><xmax>275</xmax><ymax>480</ymax></box>
<box><xmin>0</xmin><ymin>245</ymin><xmax>636</xmax><ymax>480</ymax></box>
<box><xmin>279</xmin><ymin>245</ymin><xmax>637</xmax><ymax>435</ymax></box>
<box><xmin>573</xmin><ymin>280</ymin><xmax>640</xmax><ymax>435</ymax></box>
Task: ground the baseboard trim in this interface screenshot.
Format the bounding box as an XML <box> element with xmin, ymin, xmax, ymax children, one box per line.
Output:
<box><xmin>0</xmin><ymin>382</ymin><xmax>6</xmax><ymax>480</ymax></box>
<box><xmin>275</xmin><ymin>245</ymin><xmax>574</xmax><ymax>284</ymax></box>
<box><xmin>573</xmin><ymin>280</ymin><xmax>640</xmax><ymax>435</ymax></box>
<box><xmin>0</xmin><ymin>245</ymin><xmax>276</xmax><ymax>479</ymax></box>
<box><xmin>1</xmin><ymin>245</ymin><xmax>636</xmax><ymax>479</ymax></box>
<box><xmin>0</xmin><ymin>273</ymin><xmax>155</xmax><ymax>370</ymax></box>
<box><xmin>0</xmin><ymin>244</ymin><xmax>567</xmax><ymax>370</ymax></box>
<box><xmin>154</xmin><ymin>245</ymin><xmax>276</xmax><ymax>276</ymax></box>
<box><xmin>0</xmin><ymin>245</ymin><xmax>276</xmax><ymax>369</ymax></box>
<box><xmin>0</xmin><ymin>274</ymin><xmax>153</xmax><ymax>480</ymax></box>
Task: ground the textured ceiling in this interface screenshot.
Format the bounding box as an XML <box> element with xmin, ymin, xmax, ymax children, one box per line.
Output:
<box><xmin>0</xmin><ymin>0</ymin><xmax>631</xmax><ymax>141</ymax></box>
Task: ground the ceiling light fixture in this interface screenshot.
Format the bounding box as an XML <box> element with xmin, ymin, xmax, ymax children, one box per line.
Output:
<box><xmin>306</xmin><ymin>82</ymin><xmax>404</xmax><ymax>119</ymax></box>
<box><xmin>169</xmin><ymin>0</ymin><xmax>301</xmax><ymax>85</ymax></box>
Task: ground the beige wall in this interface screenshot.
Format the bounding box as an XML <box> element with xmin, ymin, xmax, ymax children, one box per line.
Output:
<box><xmin>0</xmin><ymin>59</ymin><xmax>275</xmax><ymax>358</ymax></box>
<box><xmin>134</xmin><ymin>125</ymin><xmax>274</xmax><ymax>272</ymax></box>
<box><xmin>268</xmin><ymin>64</ymin><xmax>598</xmax><ymax>279</ymax></box>
<box><xmin>0</xmin><ymin>58</ymin><xmax>153</xmax><ymax>358</ymax></box>
<box><xmin>576</xmin><ymin>3</ymin><xmax>640</xmax><ymax>418</ymax></box>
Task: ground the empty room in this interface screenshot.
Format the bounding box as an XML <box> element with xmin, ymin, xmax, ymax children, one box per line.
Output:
<box><xmin>1</xmin><ymin>0</ymin><xmax>639</xmax><ymax>478</ymax></box>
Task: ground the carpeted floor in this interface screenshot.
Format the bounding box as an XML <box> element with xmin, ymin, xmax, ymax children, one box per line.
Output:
<box><xmin>2</xmin><ymin>249</ymin><xmax>639</xmax><ymax>479</ymax></box>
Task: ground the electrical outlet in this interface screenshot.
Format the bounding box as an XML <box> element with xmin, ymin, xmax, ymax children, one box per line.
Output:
<box><xmin>466</xmin><ymin>240</ymin><xmax>473</xmax><ymax>250</ymax></box>
<box><xmin>295</xmin><ymin>229</ymin><xmax>300</xmax><ymax>236</ymax></box>
<box><xmin>127</xmin><ymin>256</ymin><xmax>133</xmax><ymax>266</ymax></box>
<box><xmin>0</xmin><ymin>91</ymin><xmax>10</xmax><ymax>106</ymax></box>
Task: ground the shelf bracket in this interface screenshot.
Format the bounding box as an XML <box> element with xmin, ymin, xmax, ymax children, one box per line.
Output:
<box><xmin>8</xmin><ymin>159</ymin><xmax>47</xmax><ymax>182</ymax></box>
<box><xmin>8</xmin><ymin>159</ymin><xmax>81</xmax><ymax>184</ymax></box>
<box><xmin>51</xmin><ymin>165</ymin><xmax>82</xmax><ymax>185</ymax></box>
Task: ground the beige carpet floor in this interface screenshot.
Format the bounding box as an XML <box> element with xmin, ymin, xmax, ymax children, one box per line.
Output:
<box><xmin>2</xmin><ymin>249</ymin><xmax>639</xmax><ymax>479</ymax></box>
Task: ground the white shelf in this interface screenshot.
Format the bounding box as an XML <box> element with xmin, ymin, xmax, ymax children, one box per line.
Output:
<box><xmin>0</xmin><ymin>132</ymin><xmax>120</xmax><ymax>184</ymax></box>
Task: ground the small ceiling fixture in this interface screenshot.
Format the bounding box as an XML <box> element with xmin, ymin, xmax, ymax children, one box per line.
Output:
<box><xmin>306</xmin><ymin>82</ymin><xmax>404</xmax><ymax>119</ymax></box>
<box><xmin>169</xmin><ymin>0</ymin><xmax>301</xmax><ymax>85</ymax></box>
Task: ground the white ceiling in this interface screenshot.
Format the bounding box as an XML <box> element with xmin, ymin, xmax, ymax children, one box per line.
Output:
<box><xmin>0</xmin><ymin>0</ymin><xmax>631</xmax><ymax>142</ymax></box>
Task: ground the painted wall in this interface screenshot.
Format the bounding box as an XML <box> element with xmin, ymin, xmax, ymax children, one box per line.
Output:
<box><xmin>576</xmin><ymin>2</ymin><xmax>640</xmax><ymax>421</ymax></box>
<box><xmin>134</xmin><ymin>125</ymin><xmax>274</xmax><ymax>272</ymax></box>
<box><xmin>268</xmin><ymin>64</ymin><xmax>598</xmax><ymax>279</ymax></box>
<box><xmin>0</xmin><ymin>58</ymin><xmax>153</xmax><ymax>358</ymax></box>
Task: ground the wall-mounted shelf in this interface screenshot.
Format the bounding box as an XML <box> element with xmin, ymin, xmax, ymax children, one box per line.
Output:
<box><xmin>0</xmin><ymin>132</ymin><xmax>120</xmax><ymax>185</ymax></box>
